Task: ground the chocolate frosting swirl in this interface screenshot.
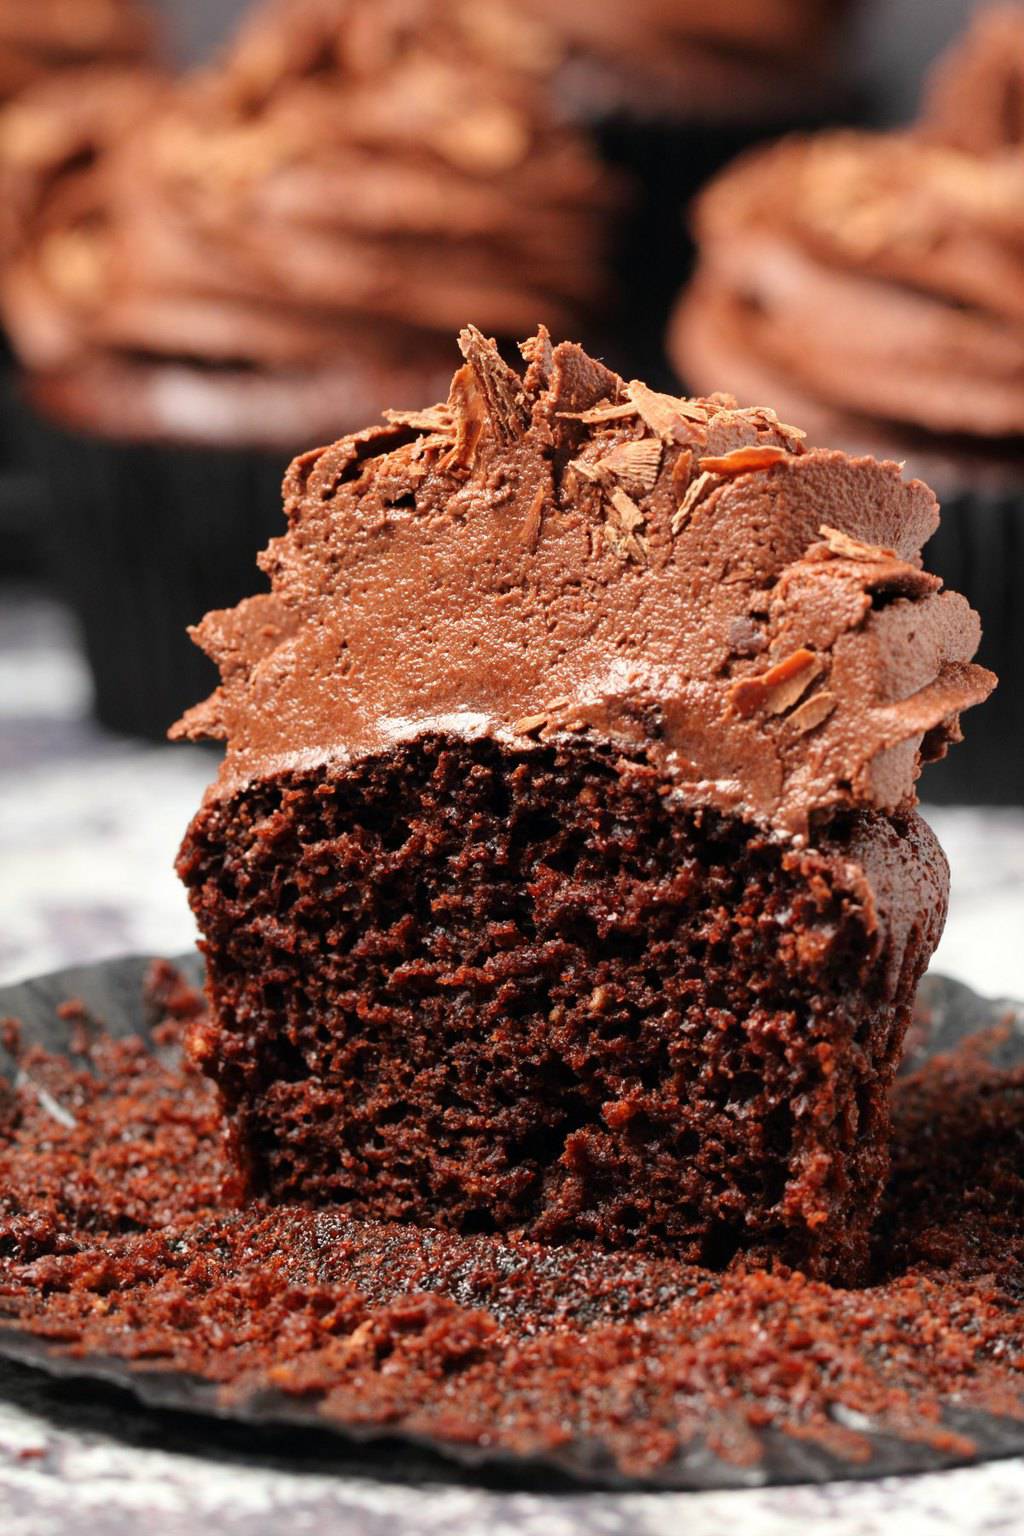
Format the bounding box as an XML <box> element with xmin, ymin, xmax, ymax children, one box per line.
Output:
<box><xmin>174</xmin><ymin>329</ymin><xmax>993</xmax><ymax>836</ymax></box>
<box><xmin>2</xmin><ymin>0</ymin><xmax>616</xmax><ymax>444</ymax></box>
<box><xmin>673</xmin><ymin>6</ymin><xmax>1024</xmax><ymax>440</ymax></box>
<box><xmin>0</xmin><ymin>0</ymin><xmax>154</xmax><ymax>102</ymax></box>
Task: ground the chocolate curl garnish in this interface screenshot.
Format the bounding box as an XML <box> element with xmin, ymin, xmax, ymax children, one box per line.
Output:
<box><xmin>439</xmin><ymin>364</ymin><xmax>486</xmax><ymax>473</ymax></box>
<box><xmin>458</xmin><ymin>325</ymin><xmax>530</xmax><ymax>443</ymax></box>
<box><xmin>728</xmin><ymin>649</ymin><xmax>822</xmax><ymax>719</ymax></box>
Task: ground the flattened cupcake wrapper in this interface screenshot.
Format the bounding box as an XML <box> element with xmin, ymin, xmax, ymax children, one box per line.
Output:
<box><xmin>921</xmin><ymin>485</ymin><xmax>1024</xmax><ymax>805</ymax></box>
<box><xmin>23</xmin><ymin>410</ymin><xmax>289</xmax><ymax>740</ymax></box>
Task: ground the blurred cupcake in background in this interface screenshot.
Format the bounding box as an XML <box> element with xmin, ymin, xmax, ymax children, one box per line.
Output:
<box><xmin>521</xmin><ymin>0</ymin><xmax>857</xmax><ymax>382</ymax></box>
<box><xmin>0</xmin><ymin>0</ymin><xmax>159</xmax><ymax>573</ymax></box>
<box><xmin>0</xmin><ymin>0</ymin><xmax>619</xmax><ymax>738</ymax></box>
<box><xmin>670</xmin><ymin>4</ymin><xmax>1024</xmax><ymax>804</ymax></box>
<box><xmin>0</xmin><ymin>0</ymin><xmax>156</xmax><ymax>103</ymax></box>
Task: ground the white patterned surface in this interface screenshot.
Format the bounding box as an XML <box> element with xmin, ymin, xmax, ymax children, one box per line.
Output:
<box><xmin>2</xmin><ymin>583</ymin><xmax>1024</xmax><ymax>1534</ymax></box>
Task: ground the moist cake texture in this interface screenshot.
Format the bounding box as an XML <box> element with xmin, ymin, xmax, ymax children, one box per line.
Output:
<box><xmin>175</xmin><ymin>329</ymin><xmax>992</xmax><ymax>1279</ymax></box>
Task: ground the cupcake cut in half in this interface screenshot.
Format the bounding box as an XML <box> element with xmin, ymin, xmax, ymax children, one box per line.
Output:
<box><xmin>174</xmin><ymin>328</ymin><xmax>993</xmax><ymax>1281</ymax></box>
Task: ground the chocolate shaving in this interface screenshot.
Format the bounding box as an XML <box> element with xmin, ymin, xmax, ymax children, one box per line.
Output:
<box><xmin>744</xmin><ymin>407</ymin><xmax>807</xmax><ymax>448</ymax></box>
<box><xmin>671</xmin><ymin>470</ymin><xmax>718</xmax><ymax>536</ymax></box>
<box><xmin>511</xmin><ymin>713</ymin><xmax>548</xmax><ymax>736</ymax></box>
<box><xmin>626</xmin><ymin>381</ymin><xmax>704</xmax><ymax>444</ymax></box>
<box><xmin>557</xmin><ymin>402</ymin><xmax>637</xmax><ymax>425</ymax></box>
<box><xmin>604</xmin><ymin>488</ymin><xmax>648</xmax><ymax>563</ymax></box>
<box><xmin>671</xmin><ymin>448</ymin><xmax>695</xmax><ymax>498</ymax></box>
<box><xmin>785</xmin><ymin>691</ymin><xmax>838</xmax><ymax>737</ymax></box>
<box><xmin>595</xmin><ymin>439</ymin><xmax>663</xmax><ymax>493</ymax></box>
<box><xmin>609</xmin><ymin>488</ymin><xmax>645</xmax><ymax>533</ymax></box>
<box><xmin>519</xmin><ymin>327</ymin><xmax>554</xmax><ymax>393</ymax></box>
<box><xmin>818</xmin><ymin>525</ymin><xmax>898</xmax><ymax>562</ymax></box>
<box><xmin>458</xmin><ymin>326</ymin><xmax>530</xmax><ymax>443</ymax></box>
<box><xmin>382</xmin><ymin>405</ymin><xmax>454</xmax><ymax>435</ymax></box>
<box><xmin>568</xmin><ymin>456</ymin><xmax>601</xmax><ymax>484</ymax></box>
<box><xmin>728</xmin><ymin>650</ymin><xmax>822</xmax><ymax>719</ymax></box>
<box><xmin>439</xmin><ymin>364</ymin><xmax>486</xmax><ymax>473</ymax></box>
<box><xmin>699</xmin><ymin>446</ymin><xmax>789</xmax><ymax>477</ymax></box>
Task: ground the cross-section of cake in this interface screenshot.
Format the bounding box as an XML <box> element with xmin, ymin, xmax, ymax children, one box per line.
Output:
<box><xmin>174</xmin><ymin>329</ymin><xmax>993</xmax><ymax>1279</ymax></box>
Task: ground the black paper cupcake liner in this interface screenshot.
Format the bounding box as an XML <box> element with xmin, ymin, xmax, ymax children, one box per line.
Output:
<box><xmin>23</xmin><ymin>411</ymin><xmax>290</xmax><ymax>740</ymax></box>
<box><xmin>918</xmin><ymin>484</ymin><xmax>1023</xmax><ymax>806</ymax></box>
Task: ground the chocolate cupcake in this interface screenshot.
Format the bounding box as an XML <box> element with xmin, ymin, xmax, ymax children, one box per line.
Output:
<box><xmin>523</xmin><ymin>0</ymin><xmax>856</xmax><ymax>382</ymax></box>
<box><xmin>0</xmin><ymin>0</ymin><xmax>158</xmax><ymax>574</ymax></box>
<box><xmin>2</xmin><ymin>0</ymin><xmax>618</xmax><ymax>737</ymax></box>
<box><xmin>671</xmin><ymin>5</ymin><xmax>1024</xmax><ymax>804</ymax></box>
<box><xmin>175</xmin><ymin>327</ymin><xmax>991</xmax><ymax>1279</ymax></box>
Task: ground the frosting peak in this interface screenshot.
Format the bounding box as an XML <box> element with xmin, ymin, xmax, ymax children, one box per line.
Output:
<box><xmin>174</xmin><ymin>330</ymin><xmax>993</xmax><ymax>834</ymax></box>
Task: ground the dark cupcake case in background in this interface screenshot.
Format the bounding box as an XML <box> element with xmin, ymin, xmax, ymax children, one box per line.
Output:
<box><xmin>926</xmin><ymin>481</ymin><xmax>1023</xmax><ymax>806</ymax></box>
<box><xmin>24</xmin><ymin>415</ymin><xmax>287</xmax><ymax>737</ymax></box>
<box><xmin>594</xmin><ymin>105</ymin><xmax>863</xmax><ymax>391</ymax></box>
<box><xmin>0</xmin><ymin>341</ymin><xmax>46</xmax><ymax>575</ymax></box>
